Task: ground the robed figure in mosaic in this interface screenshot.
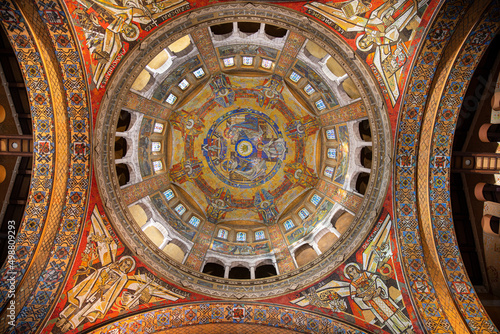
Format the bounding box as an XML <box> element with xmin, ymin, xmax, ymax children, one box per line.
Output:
<box><xmin>344</xmin><ymin>263</ymin><xmax>412</xmax><ymax>333</ymax></box>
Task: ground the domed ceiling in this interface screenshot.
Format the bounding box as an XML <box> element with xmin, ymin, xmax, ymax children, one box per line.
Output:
<box><xmin>94</xmin><ymin>4</ymin><xmax>391</xmax><ymax>298</ymax></box>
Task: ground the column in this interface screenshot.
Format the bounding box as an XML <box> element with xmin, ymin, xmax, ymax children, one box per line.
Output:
<box><xmin>475</xmin><ymin>183</ymin><xmax>500</xmax><ymax>203</ymax></box>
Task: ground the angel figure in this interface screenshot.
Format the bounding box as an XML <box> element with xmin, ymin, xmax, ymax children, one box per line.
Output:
<box><xmin>55</xmin><ymin>206</ymin><xmax>186</xmax><ymax>332</ymax></box>
<box><xmin>291</xmin><ymin>215</ymin><xmax>413</xmax><ymax>334</ymax></box>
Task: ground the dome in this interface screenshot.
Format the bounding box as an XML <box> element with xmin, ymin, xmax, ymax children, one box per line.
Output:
<box><xmin>94</xmin><ymin>3</ymin><xmax>391</xmax><ymax>299</ymax></box>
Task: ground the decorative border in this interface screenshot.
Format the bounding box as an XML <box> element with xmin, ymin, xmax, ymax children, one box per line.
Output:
<box><xmin>0</xmin><ymin>1</ymin><xmax>59</xmax><ymax>315</ymax></box>
<box><xmin>93</xmin><ymin>3</ymin><xmax>391</xmax><ymax>299</ymax></box>
<box><xmin>394</xmin><ymin>0</ymin><xmax>499</xmax><ymax>332</ymax></box>
<box><xmin>0</xmin><ymin>0</ymin><xmax>92</xmax><ymax>332</ymax></box>
<box><xmin>86</xmin><ymin>302</ymin><xmax>370</xmax><ymax>334</ymax></box>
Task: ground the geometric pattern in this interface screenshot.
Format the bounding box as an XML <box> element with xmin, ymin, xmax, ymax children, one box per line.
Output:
<box><xmin>0</xmin><ymin>1</ymin><xmax>58</xmax><ymax>315</ymax></box>
<box><xmin>86</xmin><ymin>302</ymin><xmax>371</xmax><ymax>334</ymax></box>
<box><xmin>0</xmin><ymin>1</ymin><xmax>90</xmax><ymax>333</ymax></box>
<box><xmin>425</xmin><ymin>4</ymin><xmax>500</xmax><ymax>332</ymax></box>
<box><xmin>394</xmin><ymin>0</ymin><xmax>499</xmax><ymax>332</ymax></box>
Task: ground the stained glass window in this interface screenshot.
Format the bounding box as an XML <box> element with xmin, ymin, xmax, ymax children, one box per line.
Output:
<box><xmin>193</xmin><ymin>67</ymin><xmax>205</xmax><ymax>78</ymax></box>
<box><xmin>327</xmin><ymin>148</ymin><xmax>337</xmax><ymax>159</ymax></box>
<box><xmin>326</xmin><ymin>128</ymin><xmax>336</xmax><ymax>140</ymax></box>
<box><xmin>178</xmin><ymin>79</ymin><xmax>189</xmax><ymax>90</ymax></box>
<box><xmin>163</xmin><ymin>189</ymin><xmax>174</xmax><ymax>201</ymax></box>
<box><xmin>304</xmin><ymin>84</ymin><xmax>315</xmax><ymax>95</ymax></box>
<box><xmin>289</xmin><ymin>71</ymin><xmax>301</xmax><ymax>83</ymax></box>
<box><xmin>223</xmin><ymin>57</ymin><xmax>234</xmax><ymax>67</ymax></box>
<box><xmin>152</xmin><ymin>142</ymin><xmax>161</xmax><ymax>152</ymax></box>
<box><xmin>153</xmin><ymin>160</ymin><xmax>163</xmax><ymax>172</ymax></box>
<box><xmin>242</xmin><ymin>56</ymin><xmax>253</xmax><ymax>65</ymax></box>
<box><xmin>298</xmin><ymin>208</ymin><xmax>310</xmax><ymax>220</ymax></box>
<box><xmin>261</xmin><ymin>59</ymin><xmax>273</xmax><ymax>69</ymax></box>
<box><xmin>153</xmin><ymin>122</ymin><xmax>164</xmax><ymax>133</ymax></box>
<box><xmin>284</xmin><ymin>219</ymin><xmax>294</xmax><ymax>231</ymax></box>
<box><xmin>315</xmin><ymin>99</ymin><xmax>326</xmax><ymax>111</ymax></box>
<box><xmin>166</xmin><ymin>93</ymin><xmax>177</xmax><ymax>105</ymax></box>
<box><xmin>175</xmin><ymin>204</ymin><xmax>186</xmax><ymax>216</ymax></box>
<box><xmin>188</xmin><ymin>216</ymin><xmax>200</xmax><ymax>227</ymax></box>
<box><xmin>255</xmin><ymin>230</ymin><xmax>265</xmax><ymax>241</ymax></box>
<box><xmin>236</xmin><ymin>232</ymin><xmax>246</xmax><ymax>242</ymax></box>
<box><xmin>324</xmin><ymin>166</ymin><xmax>334</xmax><ymax>178</ymax></box>
<box><xmin>310</xmin><ymin>194</ymin><xmax>322</xmax><ymax>206</ymax></box>
<box><xmin>217</xmin><ymin>229</ymin><xmax>228</xmax><ymax>239</ymax></box>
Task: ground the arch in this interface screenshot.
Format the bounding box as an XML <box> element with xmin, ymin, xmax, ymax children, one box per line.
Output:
<box><xmin>264</xmin><ymin>24</ymin><xmax>287</xmax><ymax>38</ymax></box>
<box><xmin>143</xmin><ymin>225</ymin><xmax>165</xmax><ymax>248</ymax></box>
<box><xmin>128</xmin><ymin>204</ymin><xmax>149</xmax><ymax>227</ymax></box>
<box><xmin>117</xmin><ymin>109</ymin><xmax>131</xmax><ymax>132</ymax></box>
<box><xmin>358</xmin><ymin>119</ymin><xmax>372</xmax><ymax>142</ymax></box>
<box><xmin>255</xmin><ymin>264</ymin><xmax>277</xmax><ymax>278</ymax></box>
<box><xmin>228</xmin><ymin>266</ymin><xmax>251</xmax><ymax>279</ymax></box>
<box><xmin>334</xmin><ymin>212</ymin><xmax>355</xmax><ymax>235</ymax></box>
<box><xmin>238</xmin><ymin>22</ymin><xmax>260</xmax><ymax>34</ymax></box>
<box><xmin>360</xmin><ymin>146</ymin><xmax>372</xmax><ymax>169</ymax></box>
<box><xmin>354</xmin><ymin>172</ymin><xmax>370</xmax><ymax>195</ymax></box>
<box><xmin>294</xmin><ymin>244</ymin><xmax>317</xmax><ymax>267</ymax></box>
<box><xmin>114</xmin><ymin>136</ymin><xmax>127</xmax><ymax>160</ymax></box>
<box><xmin>317</xmin><ymin>231</ymin><xmax>338</xmax><ymax>253</ymax></box>
<box><xmin>86</xmin><ymin>302</ymin><xmax>370</xmax><ymax>334</ymax></box>
<box><xmin>210</xmin><ymin>22</ymin><xmax>233</xmax><ymax>36</ymax></box>
<box><xmin>202</xmin><ymin>262</ymin><xmax>225</xmax><ymax>278</ymax></box>
<box><xmin>168</xmin><ymin>35</ymin><xmax>193</xmax><ymax>56</ymax></box>
<box><xmin>115</xmin><ymin>163</ymin><xmax>130</xmax><ymax>187</ymax></box>
<box><xmin>162</xmin><ymin>243</ymin><xmax>185</xmax><ymax>263</ymax></box>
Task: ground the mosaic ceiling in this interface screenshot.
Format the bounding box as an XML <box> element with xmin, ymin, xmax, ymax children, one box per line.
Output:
<box><xmin>92</xmin><ymin>3</ymin><xmax>391</xmax><ymax>297</ymax></box>
<box><xmin>3</xmin><ymin>0</ymin><xmax>497</xmax><ymax>333</ymax></box>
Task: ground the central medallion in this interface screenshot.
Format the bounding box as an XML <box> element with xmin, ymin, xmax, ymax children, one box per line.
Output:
<box><xmin>203</xmin><ymin>108</ymin><xmax>286</xmax><ymax>189</ymax></box>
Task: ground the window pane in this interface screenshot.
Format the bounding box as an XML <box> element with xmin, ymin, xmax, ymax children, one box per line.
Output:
<box><xmin>326</xmin><ymin>128</ymin><xmax>336</xmax><ymax>140</ymax></box>
<box><xmin>327</xmin><ymin>148</ymin><xmax>337</xmax><ymax>159</ymax></box>
<box><xmin>217</xmin><ymin>229</ymin><xmax>228</xmax><ymax>239</ymax></box>
<box><xmin>153</xmin><ymin>160</ymin><xmax>163</xmax><ymax>172</ymax></box>
<box><xmin>289</xmin><ymin>71</ymin><xmax>301</xmax><ymax>83</ymax></box>
<box><xmin>298</xmin><ymin>208</ymin><xmax>310</xmax><ymax>220</ymax></box>
<box><xmin>175</xmin><ymin>204</ymin><xmax>186</xmax><ymax>216</ymax></box>
<box><xmin>223</xmin><ymin>57</ymin><xmax>234</xmax><ymax>67</ymax></box>
<box><xmin>315</xmin><ymin>99</ymin><xmax>326</xmax><ymax>111</ymax></box>
<box><xmin>188</xmin><ymin>216</ymin><xmax>200</xmax><ymax>227</ymax></box>
<box><xmin>284</xmin><ymin>219</ymin><xmax>294</xmax><ymax>231</ymax></box>
<box><xmin>152</xmin><ymin>142</ymin><xmax>161</xmax><ymax>152</ymax></box>
<box><xmin>310</xmin><ymin>194</ymin><xmax>322</xmax><ymax>206</ymax></box>
<box><xmin>193</xmin><ymin>67</ymin><xmax>205</xmax><ymax>78</ymax></box>
<box><xmin>154</xmin><ymin>122</ymin><xmax>164</xmax><ymax>133</ymax></box>
<box><xmin>163</xmin><ymin>189</ymin><xmax>174</xmax><ymax>201</ymax></box>
<box><xmin>304</xmin><ymin>84</ymin><xmax>315</xmax><ymax>95</ymax></box>
<box><xmin>166</xmin><ymin>93</ymin><xmax>177</xmax><ymax>105</ymax></box>
<box><xmin>324</xmin><ymin>166</ymin><xmax>334</xmax><ymax>178</ymax></box>
<box><xmin>242</xmin><ymin>56</ymin><xmax>253</xmax><ymax>65</ymax></box>
<box><xmin>178</xmin><ymin>79</ymin><xmax>189</xmax><ymax>90</ymax></box>
<box><xmin>236</xmin><ymin>232</ymin><xmax>246</xmax><ymax>242</ymax></box>
<box><xmin>255</xmin><ymin>230</ymin><xmax>265</xmax><ymax>241</ymax></box>
<box><xmin>261</xmin><ymin>59</ymin><xmax>273</xmax><ymax>69</ymax></box>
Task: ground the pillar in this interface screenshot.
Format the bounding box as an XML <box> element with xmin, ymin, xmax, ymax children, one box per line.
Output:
<box><xmin>475</xmin><ymin>183</ymin><xmax>500</xmax><ymax>203</ymax></box>
<box><xmin>482</xmin><ymin>215</ymin><xmax>500</xmax><ymax>236</ymax></box>
<box><xmin>224</xmin><ymin>265</ymin><xmax>230</xmax><ymax>279</ymax></box>
<box><xmin>479</xmin><ymin>123</ymin><xmax>500</xmax><ymax>142</ymax></box>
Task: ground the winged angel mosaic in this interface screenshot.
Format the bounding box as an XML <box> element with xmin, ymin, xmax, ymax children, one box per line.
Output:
<box><xmin>55</xmin><ymin>207</ymin><xmax>187</xmax><ymax>332</ymax></box>
<box><xmin>291</xmin><ymin>215</ymin><xmax>414</xmax><ymax>334</ymax></box>
<box><xmin>306</xmin><ymin>0</ymin><xmax>427</xmax><ymax>106</ymax></box>
<box><xmin>70</xmin><ymin>0</ymin><xmax>189</xmax><ymax>88</ymax></box>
